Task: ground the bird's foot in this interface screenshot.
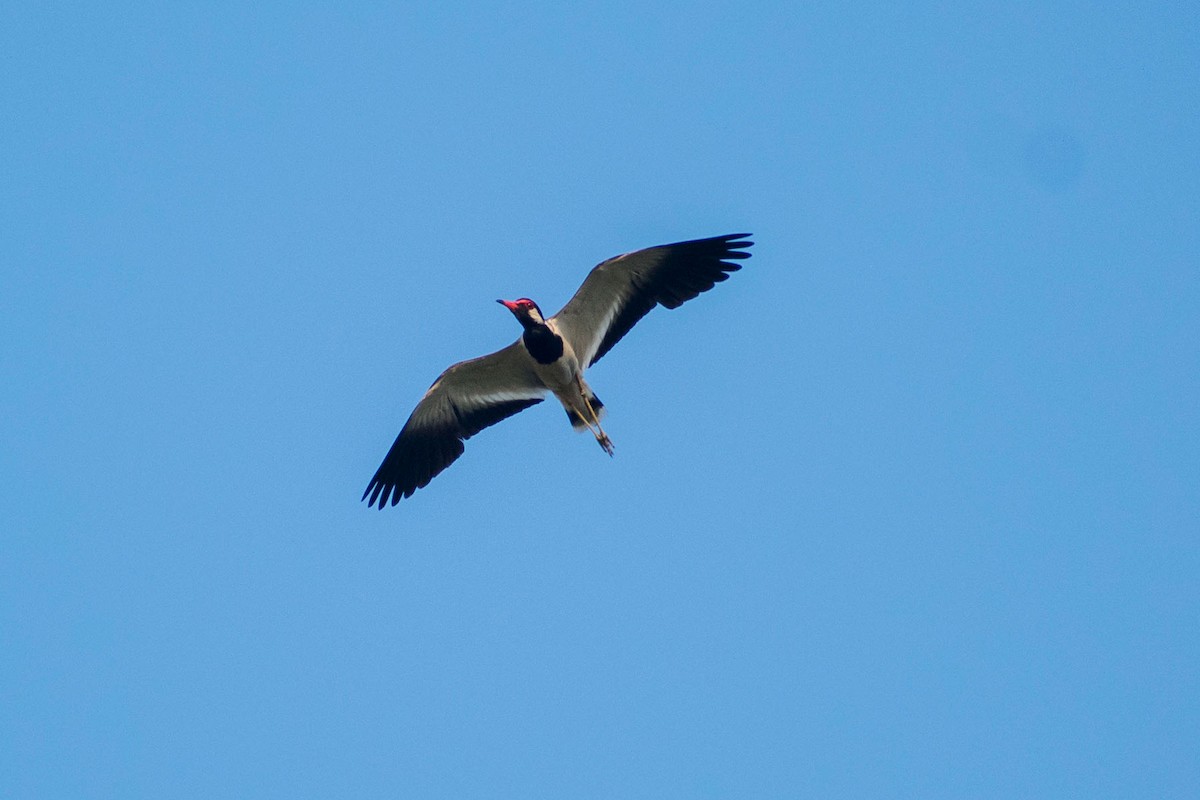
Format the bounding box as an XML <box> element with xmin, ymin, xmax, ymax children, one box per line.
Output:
<box><xmin>596</xmin><ymin>432</ymin><xmax>615</xmax><ymax>457</ymax></box>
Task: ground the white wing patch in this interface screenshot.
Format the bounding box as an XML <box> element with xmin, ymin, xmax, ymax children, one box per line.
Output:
<box><xmin>469</xmin><ymin>388</ymin><xmax>545</xmax><ymax>407</ymax></box>
<box><xmin>573</xmin><ymin>285</ymin><xmax>629</xmax><ymax>367</ymax></box>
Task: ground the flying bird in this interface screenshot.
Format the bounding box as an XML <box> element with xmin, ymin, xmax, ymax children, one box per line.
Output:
<box><xmin>362</xmin><ymin>233</ymin><xmax>754</xmax><ymax>508</ymax></box>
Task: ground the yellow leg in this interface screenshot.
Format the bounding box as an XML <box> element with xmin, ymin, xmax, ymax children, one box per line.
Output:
<box><xmin>576</xmin><ymin>375</ymin><xmax>614</xmax><ymax>456</ymax></box>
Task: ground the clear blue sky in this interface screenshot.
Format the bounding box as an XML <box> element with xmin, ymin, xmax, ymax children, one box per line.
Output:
<box><xmin>2</xmin><ymin>2</ymin><xmax>1197</xmax><ymax>797</ymax></box>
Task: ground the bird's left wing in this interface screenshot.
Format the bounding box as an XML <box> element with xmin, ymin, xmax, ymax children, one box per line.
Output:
<box><xmin>551</xmin><ymin>233</ymin><xmax>753</xmax><ymax>368</ymax></box>
<box><xmin>363</xmin><ymin>341</ymin><xmax>546</xmax><ymax>508</ymax></box>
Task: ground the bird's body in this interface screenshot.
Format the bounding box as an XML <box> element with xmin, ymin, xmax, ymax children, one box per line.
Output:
<box><xmin>363</xmin><ymin>233</ymin><xmax>753</xmax><ymax>508</ymax></box>
<box><xmin>507</xmin><ymin>303</ymin><xmax>607</xmax><ymax>444</ymax></box>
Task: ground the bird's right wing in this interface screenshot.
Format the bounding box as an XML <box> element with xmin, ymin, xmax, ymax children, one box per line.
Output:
<box><xmin>551</xmin><ymin>233</ymin><xmax>753</xmax><ymax>368</ymax></box>
<box><xmin>362</xmin><ymin>341</ymin><xmax>546</xmax><ymax>508</ymax></box>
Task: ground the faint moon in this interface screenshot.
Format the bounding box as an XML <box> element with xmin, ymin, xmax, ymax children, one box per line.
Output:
<box><xmin>1023</xmin><ymin>126</ymin><xmax>1085</xmax><ymax>191</ymax></box>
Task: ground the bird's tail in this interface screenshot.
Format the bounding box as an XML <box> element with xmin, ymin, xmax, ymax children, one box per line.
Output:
<box><xmin>565</xmin><ymin>392</ymin><xmax>605</xmax><ymax>431</ymax></box>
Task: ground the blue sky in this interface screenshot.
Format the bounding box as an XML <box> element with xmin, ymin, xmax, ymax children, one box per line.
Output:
<box><xmin>2</xmin><ymin>2</ymin><xmax>1197</xmax><ymax>797</ymax></box>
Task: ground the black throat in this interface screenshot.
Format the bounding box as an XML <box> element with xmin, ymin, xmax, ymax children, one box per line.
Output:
<box><xmin>522</xmin><ymin>323</ymin><xmax>564</xmax><ymax>365</ymax></box>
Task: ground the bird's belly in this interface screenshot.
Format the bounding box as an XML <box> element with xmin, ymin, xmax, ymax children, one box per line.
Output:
<box><xmin>532</xmin><ymin>348</ymin><xmax>579</xmax><ymax>392</ymax></box>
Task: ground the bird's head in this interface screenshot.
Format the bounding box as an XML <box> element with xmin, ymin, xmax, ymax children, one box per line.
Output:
<box><xmin>497</xmin><ymin>297</ymin><xmax>545</xmax><ymax>327</ymax></box>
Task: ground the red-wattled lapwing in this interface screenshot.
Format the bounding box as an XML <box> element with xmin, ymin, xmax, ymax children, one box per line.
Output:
<box><xmin>362</xmin><ymin>233</ymin><xmax>753</xmax><ymax>508</ymax></box>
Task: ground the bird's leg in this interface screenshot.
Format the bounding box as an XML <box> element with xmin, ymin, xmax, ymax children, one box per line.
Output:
<box><xmin>576</xmin><ymin>375</ymin><xmax>614</xmax><ymax>457</ymax></box>
<box><xmin>576</xmin><ymin>411</ymin><xmax>613</xmax><ymax>456</ymax></box>
<box><xmin>592</xmin><ymin>424</ymin><xmax>614</xmax><ymax>457</ymax></box>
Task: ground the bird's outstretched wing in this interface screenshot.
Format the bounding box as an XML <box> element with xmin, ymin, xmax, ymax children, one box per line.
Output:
<box><xmin>550</xmin><ymin>233</ymin><xmax>753</xmax><ymax>368</ymax></box>
<box><xmin>362</xmin><ymin>342</ymin><xmax>546</xmax><ymax>508</ymax></box>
